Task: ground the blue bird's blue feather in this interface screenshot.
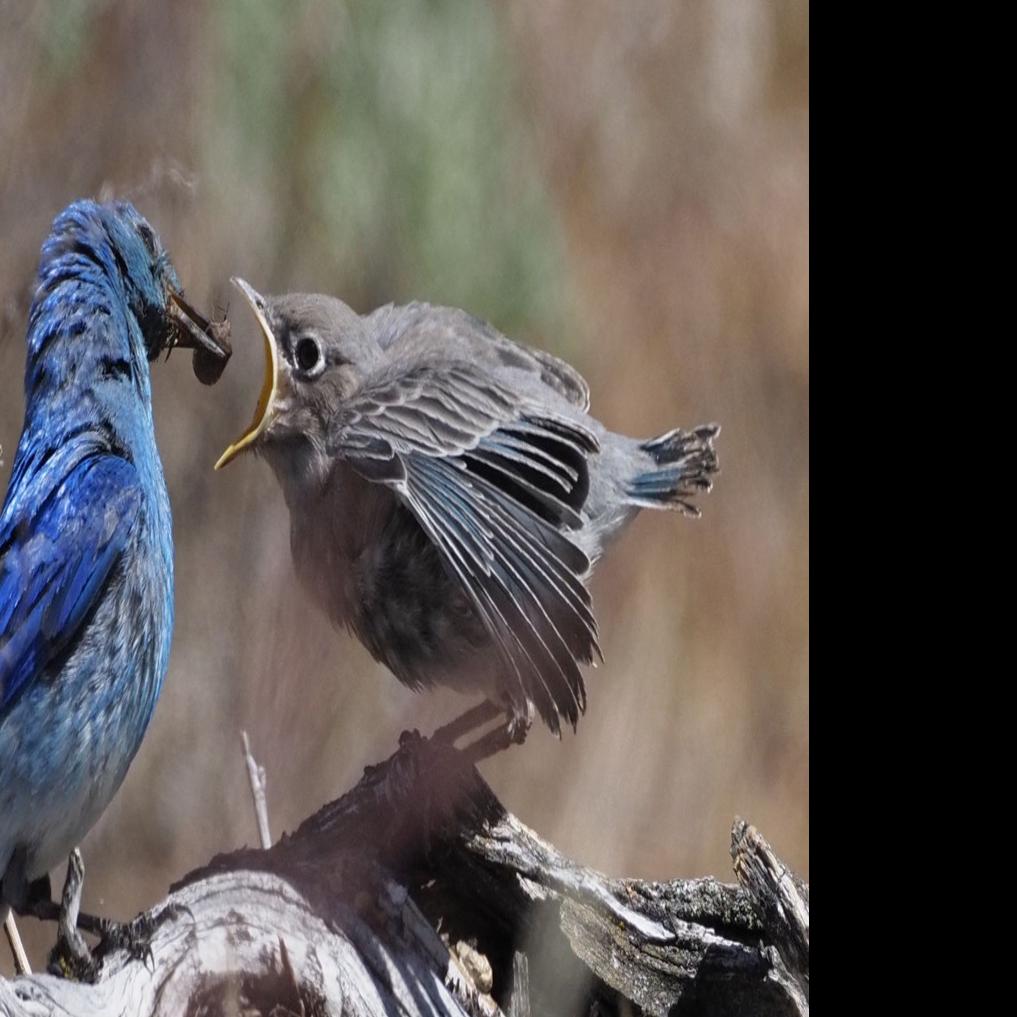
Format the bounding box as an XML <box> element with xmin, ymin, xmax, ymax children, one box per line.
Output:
<box><xmin>0</xmin><ymin>198</ymin><xmax>201</xmax><ymax>916</ymax></box>
<box><xmin>0</xmin><ymin>453</ymin><xmax>141</xmax><ymax>714</ymax></box>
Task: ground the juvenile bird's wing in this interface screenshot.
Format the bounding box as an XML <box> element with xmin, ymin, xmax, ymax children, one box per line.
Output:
<box><xmin>367</xmin><ymin>302</ymin><xmax>591</xmax><ymax>411</ymax></box>
<box><xmin>526</xmin><ymin>347</ymin><xmax>590</xmax><ymax>411</ymax></box>
<box><xmin>0</xmin><ymin>446</ymin><xmax>141</xmax><ymax>716</ymax></box>
<box><xmin>329</xmin><ymin>359</ymin><xmax>601</xmax><ymax>732</ymax></box>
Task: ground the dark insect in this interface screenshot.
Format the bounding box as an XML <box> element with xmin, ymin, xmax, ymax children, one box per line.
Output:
<box><xmin>192</xmin><ymin>317</ymin><xmax>233</xmax><ymax>385</ymax></box>
<box><xmin>165</xmin><ymin>290</ymin><xmax>232</xmax><ymax>384</ymax></box>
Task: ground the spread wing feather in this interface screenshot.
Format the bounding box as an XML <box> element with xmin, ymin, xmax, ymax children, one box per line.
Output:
<box><xmin>329</xmin><ymin>361</ymin><xmax>601</xmax><ymax>731</ymax></box>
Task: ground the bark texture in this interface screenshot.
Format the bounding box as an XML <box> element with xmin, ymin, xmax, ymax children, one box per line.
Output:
<box><xmin>1</xmin><ymin>733</ymin><xmax>809</xmax><ymax>1016</ymax></box>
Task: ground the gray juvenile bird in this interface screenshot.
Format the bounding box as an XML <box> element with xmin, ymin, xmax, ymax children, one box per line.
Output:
<box><xmin>217</xmin><ymin>281</ymin><xmax>719</xmax><ymax>750</ymax></box>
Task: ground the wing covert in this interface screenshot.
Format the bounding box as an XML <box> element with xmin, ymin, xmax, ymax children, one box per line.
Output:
<box><xmin>329</xmin><ymin>361</ymin><xmax>601</xmax><ymax>731</ymax></box>
<box><xmin>0</xmin><ymin>453</ymin><xmax>141</xmax><ymax>715</ymax></box>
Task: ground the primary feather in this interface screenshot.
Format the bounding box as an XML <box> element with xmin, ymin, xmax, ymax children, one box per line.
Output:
<box><xmin>330</xmin><ymin>360</ymin><xmax>601</xmax><ymax>729</ymax></box>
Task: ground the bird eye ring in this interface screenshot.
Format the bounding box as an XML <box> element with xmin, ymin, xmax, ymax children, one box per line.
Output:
<box><xmin>295</xmin><ymin>336</ymin><xmax>323</xmax><ymax>375</ymax></box>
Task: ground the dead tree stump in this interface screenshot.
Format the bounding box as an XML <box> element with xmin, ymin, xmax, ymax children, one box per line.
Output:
<box><xmin>0</xmin><ymin>732</ymin><xmax>809</xmax><ymax>1016</ymax></box>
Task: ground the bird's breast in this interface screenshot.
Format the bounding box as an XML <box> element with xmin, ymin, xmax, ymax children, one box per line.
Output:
<box><xmin>288</xmin><ymin>468</ymin><xmax>487</xmax><ymax>689</ymax></box>
<box><xmin>288</xmin><ymin>465</ymin><xmax>393</xmax><ymax>628</ymax></box>
<box><xmin>98</xmin><ymin>493</ymin><xmax>174</xmax><ymax>725</ymax></box>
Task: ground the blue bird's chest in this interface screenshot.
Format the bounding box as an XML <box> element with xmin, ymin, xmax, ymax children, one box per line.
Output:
<box><xmin>96</xmin><ymin>500</ymin><xmax>173</xmax><ymax>716</ymax></box>
<box><xmin>0</xmin><ymin>472</ymin><xmax>173</xmax><ymax>884</ymax></box>
<box><xmin>52</xmin><ymin>477</ymin><xmax>173</xmax><ymax>743</ymax></box>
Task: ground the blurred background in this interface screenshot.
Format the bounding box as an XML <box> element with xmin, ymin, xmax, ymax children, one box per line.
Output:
<box><xmin>1</xmin><ymin>0</ymin><xmax>808</xmax><ymax>974</ymax></box>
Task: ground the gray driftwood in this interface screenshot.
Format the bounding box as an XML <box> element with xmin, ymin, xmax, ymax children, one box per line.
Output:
<box><xmin>0</xmin><ymin>732</ymin><xmax>809</xmax><ymax>1016</ymax></box>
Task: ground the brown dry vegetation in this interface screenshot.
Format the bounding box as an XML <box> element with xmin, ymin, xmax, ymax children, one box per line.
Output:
<box><xmin>1</xmin><ymin>0</ymin><xmax>807</xmax><ymax>975</ymax></box>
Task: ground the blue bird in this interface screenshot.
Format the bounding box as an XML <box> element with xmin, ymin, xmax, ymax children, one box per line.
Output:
<box><xmin>0</xmin><ymin>199</ymin><xmax>228</xmax><ymax>974</ymax></box>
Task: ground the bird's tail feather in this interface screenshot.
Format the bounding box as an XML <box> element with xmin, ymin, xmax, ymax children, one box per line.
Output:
<box><xmin>627</xmin><ymin>424</ymin><xmax>720</xmax><ymax>516</ymax></box>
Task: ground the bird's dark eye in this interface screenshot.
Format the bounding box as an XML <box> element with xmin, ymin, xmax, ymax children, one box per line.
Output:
<box><xmin>295</xmin><ymin>336</ymin><xmax>322</xmax><ymax>373</ymax></box>
<box><xmin>138</xmin><ymin>223</ymin><xmax>157</xmax><ymax>258</ymax></box>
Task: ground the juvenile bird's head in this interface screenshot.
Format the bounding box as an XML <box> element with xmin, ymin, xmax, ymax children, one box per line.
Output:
<box><xmin>27</xmin><ymin>200</ymin><xmax>230</xmax><ymax>392</ymax></box>
<box><xmin>216</xmin><ymin>280</ymin><xmax>378</xmax><ymax>469</ymax></box>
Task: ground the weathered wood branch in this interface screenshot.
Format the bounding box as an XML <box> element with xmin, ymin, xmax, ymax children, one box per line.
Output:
<box><xmin>1</xmin><ymin>732</ymin><xmax>809</xmax><ymax>1016</ymax></box>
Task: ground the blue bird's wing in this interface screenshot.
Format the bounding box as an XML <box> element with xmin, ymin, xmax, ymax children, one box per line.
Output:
<box><xmin>329</xmin><ymin>360</ymin><xmax>601</xmax><ymax>733</ymax></box>
<box><xmin>0</xmin><ymin>453</ymin><xmax>141</xmax><ymax>716</ymax></box>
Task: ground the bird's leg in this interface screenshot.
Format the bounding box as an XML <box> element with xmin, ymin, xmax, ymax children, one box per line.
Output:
<box><xmin>18</xmin><ymin>872</ymin><xmax>85</xmax><ymax>927</ymax></box>
<box><xmin>461</xmin><ymin>710</ymin><xmax>533</xmax><ymax>763</ymax></box>
<box><xmin>16</xmin><ymin>869</ymin><xmax>184</xmax><ymax>964</ymax></box>
<box><xmin>47</xmin><ymin>849</ymin><xmax>98</xmax><ymax>981</ymax></box>
<box><xmin>431</xmin><ymin>699</ymin><xmax>504</xmax><ymax>745</ymax></box>
<box><xmin>461</xmin><ymin>724</ymin><xmax>514</xmax><ymax>763</ymax></box>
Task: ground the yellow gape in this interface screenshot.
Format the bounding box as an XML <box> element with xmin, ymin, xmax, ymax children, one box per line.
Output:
<box><xmin>215</xmin><ymin>278</ymin><xmax>280</xmax><ymax>470</ymax></box>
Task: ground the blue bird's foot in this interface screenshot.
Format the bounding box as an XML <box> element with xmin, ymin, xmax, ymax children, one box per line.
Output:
<box><xmin>90</xmin><ymin>902</ymin><xmax>191</xmax><ymax>970</ymax></box>
<box><xmin>18</xmin><ymin>852</ymin><xmax>189</xmax><ymax>979</ymax></box>
<box><xmin>47</xmin><ymin>850</ymin><xmax>99</xmax><ymax>982</ymax></box>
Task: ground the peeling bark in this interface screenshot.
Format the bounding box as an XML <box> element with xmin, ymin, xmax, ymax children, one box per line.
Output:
<box><xmin>1</xmin><ymin>733</ymin><xmax>808</xmax><ymax>1016</ymax></box>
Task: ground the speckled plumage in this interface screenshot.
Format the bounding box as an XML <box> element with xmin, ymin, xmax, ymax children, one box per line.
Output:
<box><xmin>228</xmin><ymin>290</ymin><xmax>720</xmax><ymax>737</ymax></box>
<box><xmin>0</xmin><ymin>201</ymin><xmax>201</xmax><ymax>922</ymax></box>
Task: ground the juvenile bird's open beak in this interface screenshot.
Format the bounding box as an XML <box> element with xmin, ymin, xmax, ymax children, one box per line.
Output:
<box><xmin>215</xmin><ymin>278</ymin><xmax>280</xmax><ymax>470</ymax></box>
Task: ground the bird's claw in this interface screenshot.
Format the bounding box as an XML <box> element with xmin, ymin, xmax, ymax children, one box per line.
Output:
<box><xmin>92</xmin><ymin>902</ymin><xmax>191</xmax><ymax>968</ymax></box>
<box><xmin>16</xmin><ymin>849</ymin><xmax>192</xmax><ymax>978</ymax></box>
<box><xmin>506</xmin><ymin>709</ymin><xmax>532</xmax><ymax>745</ymax></box>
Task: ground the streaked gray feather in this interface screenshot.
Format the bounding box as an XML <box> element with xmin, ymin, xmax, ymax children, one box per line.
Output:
<box><xmin>328</xmin><ymin>360</ymin><xmax>600</xmax><ymax>731</ymax></box>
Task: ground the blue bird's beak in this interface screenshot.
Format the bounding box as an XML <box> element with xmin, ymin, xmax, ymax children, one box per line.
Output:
<box><xmin>167</xmin><ymin>290</ymin><xmax>231</xmax><ymax>360</ymax></box>
<box><xmin>215</xmin><ymin>278</ymin><xmax>280</xmax><ymax>470</ymax></box>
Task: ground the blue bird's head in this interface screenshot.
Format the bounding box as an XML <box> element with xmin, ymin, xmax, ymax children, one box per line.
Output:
<box><xmin>29</xmin><ymin>199</ymin><xmax>231</xmax><ymax>380</ymax></box>
<box><xmin>92</xmin><ymin>201</ymin><xmax>186</xmax><ymax>357</ymax></box>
